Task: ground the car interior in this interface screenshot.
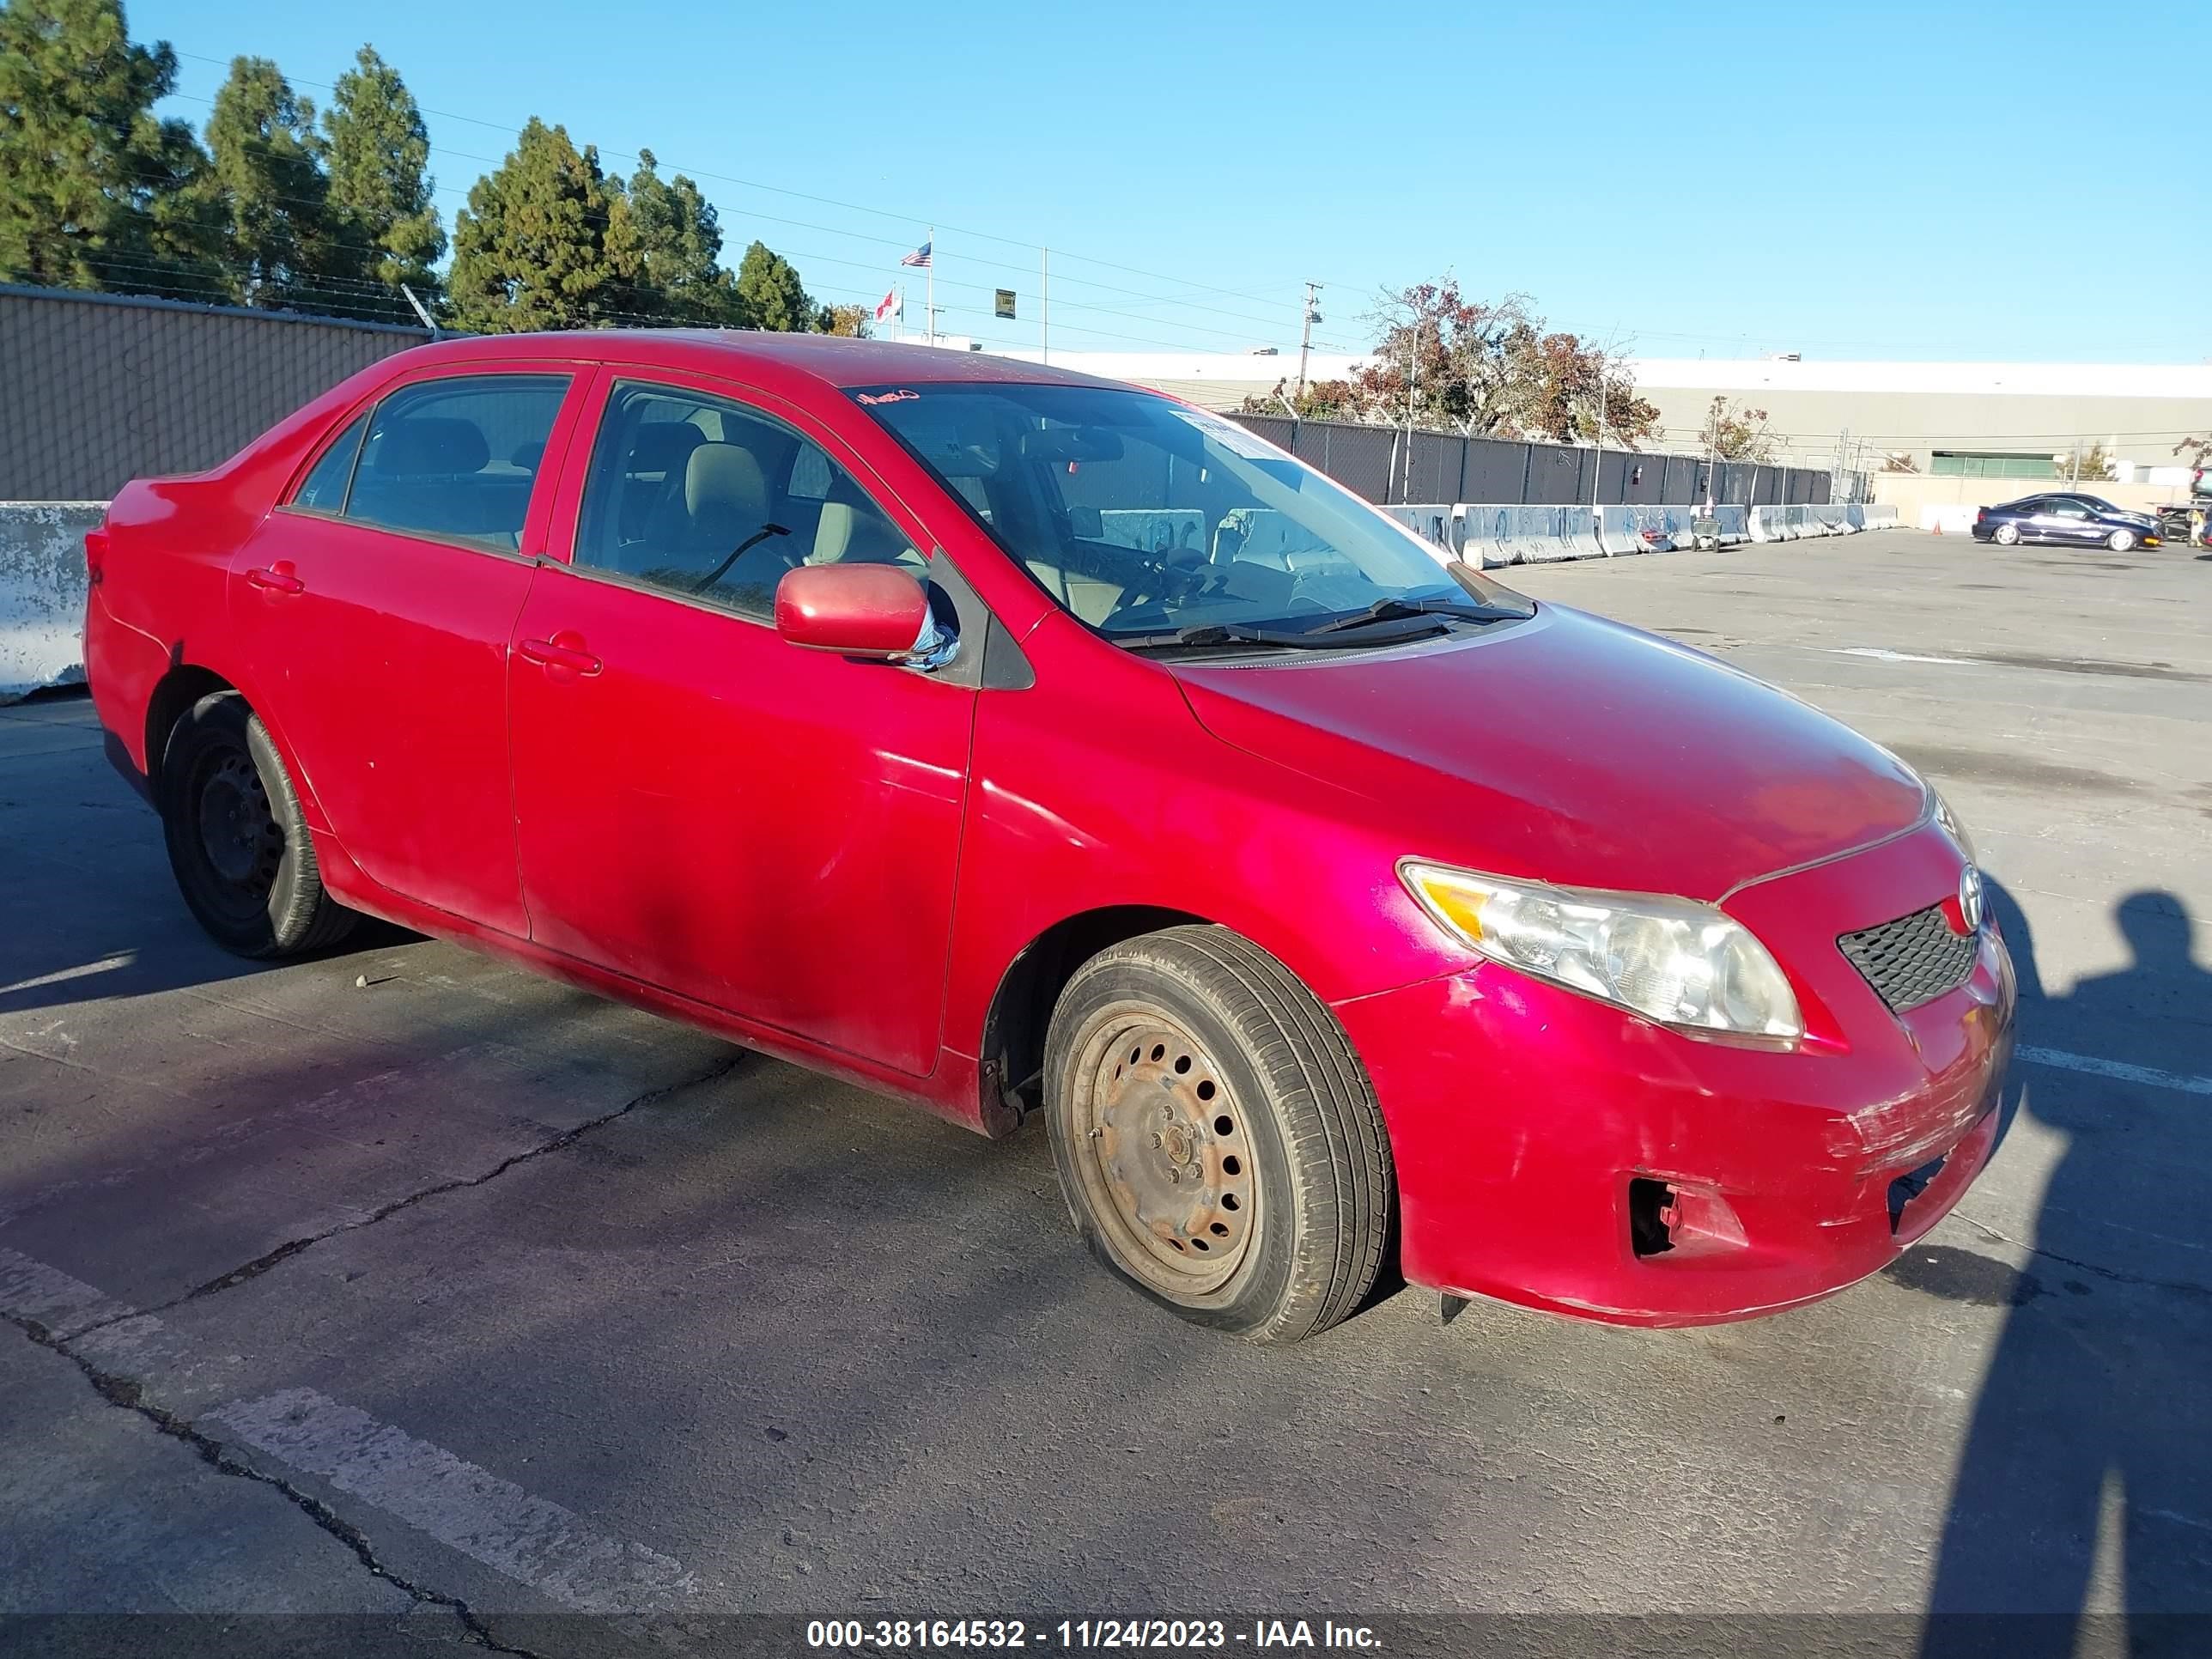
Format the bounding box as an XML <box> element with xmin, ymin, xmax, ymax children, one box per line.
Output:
<box><xmin>334</xmin><ymin>377</ymin><xmax>569</xmax><ymax>550</ymax></box>
<box><xmin>578</xmin><ymin>389</ymin><xmax>925</xmax><ymax>617</ymax></box>
<box><xmin>874</xmin><ymin>394</ymin><xmax>1378</xmax><ymax>632</ymax></box>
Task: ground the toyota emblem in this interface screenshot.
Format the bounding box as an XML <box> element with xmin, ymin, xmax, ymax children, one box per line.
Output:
<box><xmin>1958</xmin><ymin>865</ymin><xmax>1985</xmax><ymax>933</ymax></box>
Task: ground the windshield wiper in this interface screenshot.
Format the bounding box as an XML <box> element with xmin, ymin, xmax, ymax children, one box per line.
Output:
<box><xmin>1302</xmin><ymin>595</ymin><xmax>1529</xmax><ymax>635</ymax></box>
<box><xmin>1113</xmin><ymin>617</ymin><xmax>1451</xmax><ymax>653</ymax></box>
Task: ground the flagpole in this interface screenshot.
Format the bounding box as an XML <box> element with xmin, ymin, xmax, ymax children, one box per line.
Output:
<box><xmin>926</xmin><ymin>226</ymin><xmax>935</xmax><ymax>346</ymax></box>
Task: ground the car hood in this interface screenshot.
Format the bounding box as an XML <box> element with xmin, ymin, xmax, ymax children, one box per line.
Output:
<box><xmin>1171</xmin><ymin>605</ymin><xmax>1929</xmax><ymax>902</ymax></box>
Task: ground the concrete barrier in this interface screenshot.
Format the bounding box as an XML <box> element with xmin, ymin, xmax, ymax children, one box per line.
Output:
<box><xmin>1865</xmin><ymin>505</ymin><xmax>1899</xmax><ymax>531</ymax></box>
<box><xmin>1708</xmin><ymin>504</ymin><xmax>1749</xmax><ymax>544</ymax></box>
<box><xmin>1382</xmin><ymin>504</ymin><xmax>1461</xmax><ymax>564</ymax></box>
<box><xmin>1455</xmin><ymin>504</ymin><xmax>1605</xmax><ymax>565</ymax></box>
<box><xmin>1918</xmin><ymin>504</ymin><xmax>1977</xmax><ymax>535</ymax></box>
<box><xmin>1100</xmin><ymin>508</ymin><xmax>1205</xmax><ymax>556</ymax></box>
<box><xmin>2</xmin><ymin>502</ymin><xmax>101</xmax><ymax>703</ymax></box>
<box><xmin>1844</xmin><ymin>504</ymin><xmax>1867</xmax><ymax>532</ymax></box>
<box><xmin>1747</xmin><ymin>505</ymin><xmax>1786</xmax><ymax>544</ymax></box>
<box><xmin>1598</xmin><ymin>503</ymin><xmax>1690</xmax><ymax>556</ymax></box>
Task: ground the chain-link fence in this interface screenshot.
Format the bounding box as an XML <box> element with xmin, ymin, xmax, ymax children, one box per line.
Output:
<box><xmin>1229</xmin><ymin>411</ymin><xmax>1856</xmax><ymax>507</ymax></box>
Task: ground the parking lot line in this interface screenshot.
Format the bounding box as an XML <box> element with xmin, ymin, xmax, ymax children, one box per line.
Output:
<box><xmin>0</xmin><ymin>1246</ymin><xmax>700</xmax><ymax>1619</ymax></box>
<box><xmin>206</xmin><ymin>1388</ymin><xmax>701</xmax><ymax>1617</ymax></box>
<box><xmin>2015</xmin><ymin>1044</ymin><xmax>2212</xmax><ymax>1097</ymax></box>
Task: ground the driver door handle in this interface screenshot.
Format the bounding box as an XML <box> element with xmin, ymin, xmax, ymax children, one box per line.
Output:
<box><xmin>246</xmin><ymin>562</ymin><xmax>305</xmax><ymax>594</ymax></box>
<box><xmin>516</xmin><ymin>633</ymin><xmax>603</xmax><ymax>676</ymax></box>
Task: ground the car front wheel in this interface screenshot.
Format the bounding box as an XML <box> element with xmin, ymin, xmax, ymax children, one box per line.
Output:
<box><xmin>160</xmin><ymin>693</ymin><xmax>356</xmax><ymax>958</ymax></box>
<box><xmin>2108</xmin><ymin>529</ymin><xmax>2136</xmax><ymax>552</ymax></box>
<box><xmin>1993</xmin><ymin>523</ymin><xmax>2020</xmax><ymax>546</ymax></box>
<box><xmin>1043</xmin><ymin>926</ymin><xmax>1393</xmax><ymax>1342</ymax></box>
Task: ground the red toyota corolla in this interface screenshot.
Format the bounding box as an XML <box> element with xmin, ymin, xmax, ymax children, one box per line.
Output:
<box><xmin>83</xmin><ymin>333</ymin><xmax>2014</xmax><ymax>1341</ymax></box>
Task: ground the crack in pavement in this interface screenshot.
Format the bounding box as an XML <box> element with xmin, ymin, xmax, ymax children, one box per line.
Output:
<box><xmin>73</xmin><ymin>1048</ymin><xmax>750</xmax><ymax>1335</ymax></box>
<box><xmin>0</xmin><ymin>1049</ymin><xmax>746</xmax><ymax>1651</ymax></box>
<box><xmin>1952</xmin><ymin>1210</ymin><xmax>2212</xmax><ymax>1303</ymax></box>
<box><xmin>0</xmin><ymin>1306</ymin><xmax>550</xmax><ymax>1658</ymax></box>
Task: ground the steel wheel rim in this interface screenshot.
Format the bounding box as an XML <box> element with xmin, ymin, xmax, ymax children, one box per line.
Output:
<box><xmin>1070</xmin><ymin>1009</ymin><xmax>1258</xmax><ymax>1298</ymax></box>
<box><xmin>192</xmin><ymin>746</ymin><xmax>283</xmax><ymax>901</ymax></box>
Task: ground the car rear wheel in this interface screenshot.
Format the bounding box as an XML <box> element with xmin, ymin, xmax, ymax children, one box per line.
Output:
<box><xmin>2107</xmin><ymin>529</ymin><xmax>2136</xmax><ymax>552</ymax></box>
<box><xmin>1042</xmin><ymin>926</ymin><xmax>1393</xmax><ymax>1342</ymax></box>
<box><xmin>160</xmin><ymin>693</ymin><xmax>356</xmax><ymax>958</ymax></box>
<box><xmin>1992</xmin><ymin>523</ymin><xmax>2020</xmax><ymax>546</ymax></box>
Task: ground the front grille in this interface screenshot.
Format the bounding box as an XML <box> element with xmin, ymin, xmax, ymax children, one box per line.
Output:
<box><xmin>1838</xmin><ymin>903</ymin><xmax>1978</xmax><ymax>1012</ymax></box>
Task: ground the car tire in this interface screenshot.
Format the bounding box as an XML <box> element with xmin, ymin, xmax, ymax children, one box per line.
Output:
<box><xmin>1993</xmin><ymin>523</ymin><xmax>2020</xmax><ymax>546</ymax></box>
<box><xmin>1042</xmin><ymin>925</ymin><xmax>1393</xmax><ymax>1343</ymax></box>
<box><xmin>2107</xmin><ymin>529</ymin><xmax>2136</xmax><ymax>552</ymax></box>
<box><xmin>159</xmin><ymin>693</ymin><xmax>356</xmax><ymax>958</ymax></box>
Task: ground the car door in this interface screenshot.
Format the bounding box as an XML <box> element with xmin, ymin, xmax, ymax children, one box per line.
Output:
<box><xmin>229</xmin><ymin>366</ymin><xmax>586</xmax><ymax>936</ymax></box>
<box><xmin>2043</xmin><ymin>499</ymin><xmax>2102</xmax><ymax>544</ymax></box>
<box><xmin>506</xmin><ymin>370</ymin><xmax>975</xmax><ymax>1076</ymax></box>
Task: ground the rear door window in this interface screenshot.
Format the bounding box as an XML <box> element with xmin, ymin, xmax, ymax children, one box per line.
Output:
<box><xmin>342</xmin><ymin>374</ymin><xmax>570</xmax><ymax>551</ymax></box>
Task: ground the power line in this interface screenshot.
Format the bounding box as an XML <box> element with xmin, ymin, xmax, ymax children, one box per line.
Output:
<box><xmin>165</xmin><ymin>51</ymin><xmax>1328</xmax><ymax>341</ymax></box>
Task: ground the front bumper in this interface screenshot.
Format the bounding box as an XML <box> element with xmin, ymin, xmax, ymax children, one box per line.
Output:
<box><xmin>1334</xmin><ymin>822</ymin><xmax>2014</xmax><ymax>1326</ymax></box>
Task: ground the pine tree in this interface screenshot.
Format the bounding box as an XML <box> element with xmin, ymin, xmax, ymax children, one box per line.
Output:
<box><xmin>203</xmin><ymin>56</ymin><xmax>341</xmax><ymax>311</ymax></box>
<box><xmin>447</xmin><ymin>118</ymin><xmax>639</xmax><ymax>332</ymax></box>
<box><xmin>323</xmin><ymin>44</ymin><xmax>444</xmax><ymax>317</ymax></box>
<box><xmin>622</xmin><ymin>149</ymin><xmax>744</xmax><ymax>325</ymax></box>
<box><xmin>0</xmin><ymin>0</ymin><xmax>223</xmax><ymax>297</ymax></box>
<box><xmin>733</xmin><ymin>240</ymin><xmax>813</xmax><ymax>333</ymax></box>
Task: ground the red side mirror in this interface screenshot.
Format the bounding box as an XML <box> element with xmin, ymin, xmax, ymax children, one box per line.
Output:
<box><xmin>775</xmin><ymin>563</ymin><xmax>930</xmax><ymax>659</ymax></box>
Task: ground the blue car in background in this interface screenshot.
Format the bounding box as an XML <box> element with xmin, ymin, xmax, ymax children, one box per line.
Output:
<box><xmin>1971</xmin><ymin>493</ymin><xmax>2162</xmax><ymax>551</ymax></box>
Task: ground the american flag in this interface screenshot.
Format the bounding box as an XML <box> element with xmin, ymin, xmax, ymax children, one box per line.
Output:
<box><xmin>900</xmin><ymin>240</ymin><xmax>932</xmax><ymax>269</ymax></box>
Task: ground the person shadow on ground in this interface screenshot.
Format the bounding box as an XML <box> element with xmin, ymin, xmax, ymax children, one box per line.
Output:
<box><xmin>1919</xmin><ymin>880</ymin><xmax>2212</xmax><ymax>1658</ymax></box>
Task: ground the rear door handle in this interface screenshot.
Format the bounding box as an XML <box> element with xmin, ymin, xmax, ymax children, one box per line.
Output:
<box><xmin>246</xmin><ymin>562</ymin><xmax>304</xmax><ymax>594</ymax></box>
<box><xmin>516</xmin><ymin>633</ymin><xmax>603</xmax><ymax>676</ymax></box>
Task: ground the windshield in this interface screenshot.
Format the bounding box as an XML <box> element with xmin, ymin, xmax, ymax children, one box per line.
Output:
<box><xmin>850</xmin><ymin>382</ymin><xmax>1531</xmax><ymax>646</ymax></box>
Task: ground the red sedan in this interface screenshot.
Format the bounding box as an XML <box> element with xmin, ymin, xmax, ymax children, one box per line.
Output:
<box><xmin>82</xmin><ymin>333</ymin><xmax>2014</xmax><ymax>1340</ymax></box>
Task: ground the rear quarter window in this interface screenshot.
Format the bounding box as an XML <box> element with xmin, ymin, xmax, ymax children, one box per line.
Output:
<box><xmin>289</xmin><ymin>412</ymin><xmax>370</xmax><ymax>514</ymax></box>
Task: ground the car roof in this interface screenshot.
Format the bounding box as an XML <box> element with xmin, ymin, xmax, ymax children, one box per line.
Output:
<box><xmin>374</xmin><ymin>328</ymin><xmax>1131</xmax><ymax>394</ymax></box>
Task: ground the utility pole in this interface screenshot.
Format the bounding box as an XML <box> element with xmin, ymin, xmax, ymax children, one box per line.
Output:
<box><xmin>1040</xmin><ymin>246</ymin><xmax>1049</xmax><ymax>365</ymax></box>
<box><xmin>1401</xmin><ymin>314</ymin><xmax>1422</xmax><ymax>503</ymax></box>
<box><xmin>1590</xmin><ymin>386</ymin><xmax>1604</xmax><ymax>519</ymax></box>
<box><xmin>1295</xmin><ymin>282</ymin><xmax>1321</xmax><ymax>400</ymax></box>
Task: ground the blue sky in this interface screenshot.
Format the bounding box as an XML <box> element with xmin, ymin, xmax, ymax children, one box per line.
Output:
<box><xmin>131</xmin><ymin>0</ymin><xmax>2209</xmax><ymax>363</ymax></box>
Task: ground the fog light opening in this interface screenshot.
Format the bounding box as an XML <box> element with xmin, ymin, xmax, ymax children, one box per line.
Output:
<box><xmin>1629</xmin><ymin>1177</ymin><xmax>1749</xmax><ymax>1260</ymax></box>
<box><xmin>1629</xmin><ymin>1178</ymin><xmax>1676</xmax><ymax>1257</ymax></box>
<box><xmin>1887</xmin><ymin>1155</ymin><xmax>1948</xmax><ymax>1233</ymax></box>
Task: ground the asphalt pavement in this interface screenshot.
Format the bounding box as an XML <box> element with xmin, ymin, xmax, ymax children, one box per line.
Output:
<box><xmin>3</xmin><ymin>528</ymin><xmax>2208</xmax><ymax>1658</ymax></box>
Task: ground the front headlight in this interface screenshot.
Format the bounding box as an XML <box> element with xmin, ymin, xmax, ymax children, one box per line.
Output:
<box><xmin>1399</xmin><ymin>860</ymin><xmax>1804</xmax><ymax>1041</ymax></box>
